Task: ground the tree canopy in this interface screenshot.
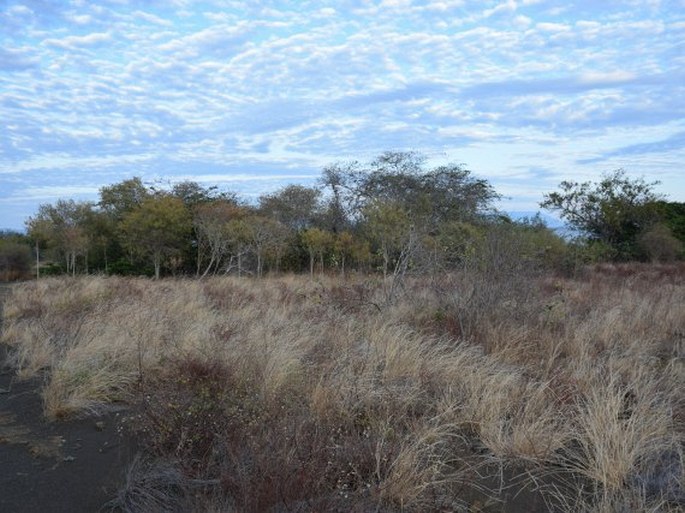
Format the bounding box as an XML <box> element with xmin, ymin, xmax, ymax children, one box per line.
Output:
<box><xmin>541</xmin><ymin>170</ymin><xmax>665</xmax><ymax>260</ymax></box>
<box><xmin>13</xmin><ymin>152</ymin><xmax>680</xmax><ymax>282</ymax></box>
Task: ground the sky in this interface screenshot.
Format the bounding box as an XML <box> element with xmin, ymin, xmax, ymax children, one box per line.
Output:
<box><xmin>1</xmin><ymin>0</ymin><xmax>685</xmax><ymax>231</ymax></box>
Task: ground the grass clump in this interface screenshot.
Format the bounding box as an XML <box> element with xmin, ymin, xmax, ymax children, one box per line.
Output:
<box><xmin>2</xmin><ymin>265</ymin><xmax>684</xmax><ymax>512</ymax></box>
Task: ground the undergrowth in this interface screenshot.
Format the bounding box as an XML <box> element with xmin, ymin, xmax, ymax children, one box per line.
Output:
<box><xmin>1</xmin><ymin>264</ymin><xmax>683</xmax><ymax>512</ymax></box>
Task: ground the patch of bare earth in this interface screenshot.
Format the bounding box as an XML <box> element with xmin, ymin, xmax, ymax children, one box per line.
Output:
<box><xmin>0</xmin><ymin>283</ymin><xmax>136</xmax><ymax>513</ymax></box>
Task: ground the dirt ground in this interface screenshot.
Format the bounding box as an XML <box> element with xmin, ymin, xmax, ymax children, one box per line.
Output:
<box><xmin>0</xmin><ymin>284</ymin><xmax>136</xmax><ymax>513</ymax></box>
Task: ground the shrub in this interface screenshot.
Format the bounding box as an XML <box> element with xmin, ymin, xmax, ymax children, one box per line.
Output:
<box><xmin>638</xmin><ymin>223</ymin><xmax>683</xmax><ymax>262</ymax></box>
<box><xmin>0</xmin><ymin>240</ymin><xmax>32</xmax><ymax>281</ymax></box>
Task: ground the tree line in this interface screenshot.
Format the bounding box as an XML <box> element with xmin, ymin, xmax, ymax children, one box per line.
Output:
<box><xmin>1</xmin><ymin>152</ymin><xmax>683</xmax><ymax>281</ymax></box>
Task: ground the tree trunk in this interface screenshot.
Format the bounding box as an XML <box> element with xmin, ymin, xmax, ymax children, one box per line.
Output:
<box><xmin>201</xmin><ymin>255</ymin><xmax>216</xmax><ymax>278</ymax></box>
<box><xmin>35</xmin><ymin>242</ymin><xmax>40</xmax><ymax>280</ymax></box>
<box><xmin>153</xmin><ymin>252</ymin><xmax>161</xmax><ymax>279</ymax></box>
<box><xmin>383</xmin><ymin>246</ymin><xmax>389</xmax><ymax>280</ymax></box>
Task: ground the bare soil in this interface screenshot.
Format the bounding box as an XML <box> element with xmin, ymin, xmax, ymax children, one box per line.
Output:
<box><xmin>0</xmin><ymin>284</ymin><xmax>136</xmax><ymax>513</ymax></box>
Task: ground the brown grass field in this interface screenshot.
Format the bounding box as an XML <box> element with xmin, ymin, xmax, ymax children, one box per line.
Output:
<box><xmin>1</xmin><ymin>264</ymin><xmax>684</xmax><ymax>512</ymax></box>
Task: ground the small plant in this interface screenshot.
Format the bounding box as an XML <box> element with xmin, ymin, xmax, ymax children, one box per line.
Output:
<box><xmin>132</xmin><ymin>356</ymin><xmax>243</xmax><ymax>472</ymax></box>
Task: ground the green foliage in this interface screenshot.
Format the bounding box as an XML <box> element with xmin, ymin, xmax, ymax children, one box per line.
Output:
<box><xmin>258</xmin><ymin>185</ymin><xmax>321</xmax><ymax>231</ymax></box>
<box><xmin>511</xmin><ymin>215</ymin><xmax>568</xmax><ymax>269</ymax></box>
<box><xmin>333</xmin><ymin>230</ymin><xmax>369</xmax><ymax>276</ymax></box>
<box><xmin>243</xmin><ymin>215</ymin><xmax>289</xmax><ymax>277</ymax></box>
<box><xmin>653</xmin><ymin>201</ymin><xmax>685</xmax><ymax>244</ymax></box>
<box><xmin>170</xmin><ymin>180</ymin><xmax>234</xmax><ymax>208</ymax></box>
<box><xmin>637</xmin><ymin>223</ymin><xmax>683</xmax><ymax>262</ymax></box>
<box><xmin>193</xmin><ymin>200</ymin><xmax>247</xmax><ymax>276</ymax></box>
<box><xmin>19</xmin><ymin>151</ymin><xmax>574</xmax><ymax>278</ymax></box>
<box><xmin>541</xmin><ymin>170</ymin><xmax>661</xmax><ymax>261</ymax></box>
<box><xmin>40</xmin><ymin>262</ymin><xmax>66</xmax><ymax>276</ymax></box>
<box><xmin>99</xmin><ymin>177</ymin><xmax>150</xmax><ymax>220</ymax></box>
<box><xmin>301</xmin><ymin>227</ymin><xmax>334</xmax><ymax>276</ymax></box>
<box><xmin>0</xmin><ymin>229</ymin><xmax>29</xmax><ymax>244</ymax></box>
<box><xmin>0</xmin><ymin>237</ymin><xmax>32</xmax><ymax>281</ymax></box>
<box><xmin>108</xmin><ymin>258</ymin><xmax>148</xmax><ymax>276</ymax></box>
<box><xmin>121</xmin><ymin>195</ymin><xmax>192</xmax><ymax>279</ymax></box>
<box><xmin>468</xmin><ymin>217</ymin><xmax>567</xmax><ymax>278</ymax></box>
<box><xmin>362</xmin><ymin>200</ymin><xmax>412</xmax><ymax>278</ymax></box>
<box><xmin>557</xmin><ymin>239</ymin><xmax>616</xmax><ymax>275</ymax></box>
<box><xmin>321</xmin><ymin>151</ymin><xmax>499</xmax><ymax>230</ymax></box>
<box><xmin>26</xmin><ymin>199</ymin><xmax>95</xmax><ymax>275</ymax></box>
<box><xmin>437</xmin><ymin>221</ymin><xmax>483</xmax><ymax>267</ymax></box>
<box><xmin>319</xmin><ymin>152</ymin><xmax>502</xmax><ymax>281</ymax></box>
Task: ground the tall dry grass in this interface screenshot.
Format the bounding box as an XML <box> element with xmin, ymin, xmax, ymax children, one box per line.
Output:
<box><xmin>1</xmin><ymin>264</ymin><xmax>683</xmax><ymax>512</ymax></box>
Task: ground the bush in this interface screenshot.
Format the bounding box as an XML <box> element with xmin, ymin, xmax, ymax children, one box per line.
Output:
<box><xmin>638</xmin><ymin>223</ymin><xmax>683</xmax><ymax>262</ymax></box>
<box><xmin>0</xmin><ymin>240</ymin><xmax>32</xmax><ymax>281</ymax></box>
<box><xmin>109</xmin><ymin>258</ymin><xmax>153</xmax><ymax>276</ymax></box>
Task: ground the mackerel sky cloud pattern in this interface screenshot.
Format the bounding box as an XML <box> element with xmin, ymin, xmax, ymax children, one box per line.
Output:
<box><xmin>1</xmin><ymin>0</ymin><xmax>684</xmax><ymax>230</ymax></box>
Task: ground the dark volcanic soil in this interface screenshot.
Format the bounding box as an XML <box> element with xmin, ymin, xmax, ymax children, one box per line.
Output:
<box><xmin>0</xmin><ymin>284</ymin><xmax>136</xmax><ymax>513</ymax></box>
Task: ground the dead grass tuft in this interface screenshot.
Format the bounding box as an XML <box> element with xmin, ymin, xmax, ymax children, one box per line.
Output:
<box><xmin>2</xmin><ymin>268</ymin><xmax>683</xmax><ymax>512</ymax></box>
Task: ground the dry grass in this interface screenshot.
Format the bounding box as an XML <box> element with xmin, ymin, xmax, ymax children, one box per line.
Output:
<box><xmin>1</xmin><ymin>264</ymin><xmax>684</xmax><ymax>512</ymax></box>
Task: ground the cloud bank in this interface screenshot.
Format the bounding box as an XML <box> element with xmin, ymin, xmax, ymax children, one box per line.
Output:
<box><xmin>1</xmin><ymin>0</ymin><xmax>684</xmax><ymax>229</ymax></box>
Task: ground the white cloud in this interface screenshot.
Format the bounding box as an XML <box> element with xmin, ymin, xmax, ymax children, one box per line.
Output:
<box><xmin>172</xmin><ymin>173</ymin><xmax>318</xmax><ymax>184</ymax></box>
<box><xmin>484</xmin><ymin>0</ymin><xmax>517</xmax><ymax>18</ymax></box>
<box><xmin>1</xmin><ymin>0</ymin><xmax>684</xmax><ymax>229</ymax></box>
<box><xmin>8</xmin><ymin>186</ymin><xmax>100</xmax><ymax>201</ymax></box>
<box><xmin>535</xmin><ymin>22</ymin><xmax>571</xmax><ymax>33</ymax></box>
<box><xmin>380</xmin><ymin>0</ymin><xmax>412</xmax><ymax>8</ymax></box>
<box><xmin>132</xmin><ymin>10</ymin><xmax>174</xmax><ymax>26</ymax></box>
<box><xmin>43</xmin><ymin>32</ymin><xmax>112</xmax><ymax>50</ymax></box>
<box><xmin>68</xmin><ymin>14</ymin><xmax>93</xmax><ymax>25</ymax></box>
<box><xmin>578</xmin><ymin>71</ymin><xmax>636</xmax><ymax>85</ymax></box>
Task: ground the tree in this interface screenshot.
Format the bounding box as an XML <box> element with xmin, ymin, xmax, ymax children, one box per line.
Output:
<box><xmin>82</xmin><ymin>210</ymin><xmax>116</xmax><ymax>274</ymax></box>
<box><xmin>25</xmin><ymin>216</ymin><xmax>52</xmax><ymax>279</ymax></box>
<box><xmin>301</xmin><ymin>227</ymin><xmax>333</xmax><ymax>277</ymax></box>
<box><xmin>224</xmin><ymin>219</ymin><xmax>252</xmax><ymax>276</ymax></box>
<box><xmin>334</xmin><ymin>231</ymin><xmax>355</xmax><ymax>278</ymax></box>
<box><xmin>541</xmin><ymin>170</ymin><xmax>662</xmax><ymax>260</ymax></box>
<box><xmin>98</xmin><ymin>177</ymin><xmax>152</xmax><ymax>272</ymax></box>
<box><xmin>437</xmin><ymin>221</ymin><xmax>484</xmax><ymax>269</ymax></box>
<box><xmin>243</xmin><ymin>216</ymin><xmax>288</xmax><ymax>278</ymax></box>
<box><xmin>193</xmin><ymin>201</ymin><xmax>246</xmax><ymax>277</ymax></box>
<box><xmin>420</xmin><ymin>164</ymin><xmax>499</xmax><ymax>224</ymax></box>
<box><xmin>171</xmin><ymin>181</ymin><xmax>230</xmax><ymax>209</ymax></box>
<box><xmin>170</xmin><ymin>181</ymin><xmax>237</xmax><ymax>274</ymax></box>
<box><xmin>331</xmin><ymin>152</ymin><xmax>498</xmax><ymax>225</ymax></box>
<box><xmin>363</xmin><ymin>200</ymin><xmax>412</xmax><ymax>280</ymax></box>
<box><xmin>26</xmin><ymin>200</ymin><xmax>94</xmax><ymax>276</ymax></box>
<box><xmin>121</xmin><ymin>195</ymin><xmax>191</xmax><ymax>279</ymax></box>
<box><xmin>319</xmin><ymin>163</ymin><xmax>357</xmax><ymax>233</ymax></box>
<box><xmin>318</xmin><ymin>152</ymin><xmax>500</xmax><ymax>280</ymax></box>
<box><xmin>259</xmin><ymin>185</ymin><xmax>321</xmax><ymax>231</ymax></box>
<box><xmin>99</xmin><ymin>177</ymin><xmax>150</xmax><ymax>221</ymax></box>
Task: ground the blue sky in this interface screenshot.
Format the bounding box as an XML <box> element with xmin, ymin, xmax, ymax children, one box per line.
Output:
<box><xmin>2</xmin><ymin>0</ymin><xmax>684</xmax><ymax>231</ymax></box>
